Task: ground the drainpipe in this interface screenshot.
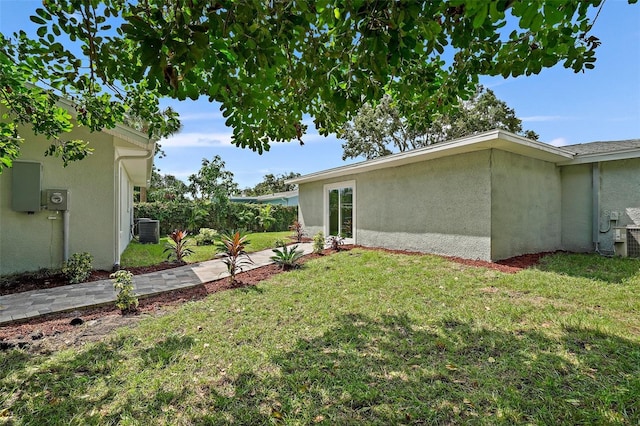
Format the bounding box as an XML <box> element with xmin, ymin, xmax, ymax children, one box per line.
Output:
<box><xmin>592</xmin><ymin>162</ymin><xmax>601</xmax><ymax>253</ymax></box>
<box><xmin>113</xmin><ymin>149</ymin><xmax>155</xmax><ymax>269</ymax></box>
<box><xmin>63</xmin><ymin>209</ymin><xmax>70</xmax><ymax>261</ymax></box>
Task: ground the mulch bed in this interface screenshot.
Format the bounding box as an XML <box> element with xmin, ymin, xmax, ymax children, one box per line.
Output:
<box><xmin>0</xmin><ymin>246</ymin><xmax>554</xmax><ymax>344</ymax></box>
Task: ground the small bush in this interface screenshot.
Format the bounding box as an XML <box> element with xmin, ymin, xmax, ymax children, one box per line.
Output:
<box><xmin>194</xmin><ymin>228</ymin><xmax>219</xmax><ymax>246</ymax></box>
<box><xmin>271</xmin><ymin>244</ymin><xmax>304</xmax><ymax>270</ymax></box>
<box><xmin>62</xmin><ymin>252</ymin><xmax>93</xmax><ymax>284</ymax></box>
<box><xmin>217</xmin><ymin>231</ymin><xmax>253</xmax><ymax>283</ymax></box>
<box><xmin>327</xmin><ymin>235</ymin><xmax>345</xmax><ymax>251</ymax></box>
<box><xmin>273</xmin><ymin>238</ymin><xmax>287</xmax><ymax>248</ymax></box>
<box><xmin>313</xmin><ymin>231</ymin><xmax>325</xmax><ymax>254</ymax></box>
<box><xmin>110</xmin><ymin>270</ymin><xmax>138</xmax><ymax>313</ymax></box>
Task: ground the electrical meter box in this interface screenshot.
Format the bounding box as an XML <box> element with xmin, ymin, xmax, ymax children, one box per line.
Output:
<box><xmin>613</xmin><ymin>227</ymin><xmax>627</xmax><ymax>243</ymax></box>
<box><xmin>45</xmin><ymin>189</ymin><xmax>69</xmax><ymax>211</ymax></box>
<box><xmin>11</xmin><ymin>161</ymin><xmax>42</xmax><ymax>212</ymax></box>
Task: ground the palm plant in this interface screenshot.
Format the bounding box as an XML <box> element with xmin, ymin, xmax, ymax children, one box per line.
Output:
<box><xmin>270</xmin><ymin>244</ymin><xmax>304</xmax><ymax>270</ymax></box>
<box><xmin>216</xmin><ymin>231</ymin><xmax>253</xmax><ymax>283</ymax></box>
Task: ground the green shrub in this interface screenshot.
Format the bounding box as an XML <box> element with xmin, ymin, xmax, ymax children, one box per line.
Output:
<box><xmin>194</xmin><ymin>228</ymin><xmax>219</xmax><ymax>246</ymax></box>
<box><xmin>135</xmin><ymin>201</ymin><xmax>297</xmax><ymax>235</ymax></box>
<box><xmin>271</xmin><ymin>244</ymin><xmax>304</xmax><ymax>270</ymax></box>
<box><xmin>273</xmin><ymin>238</ymin><xmax>287</xmax><ymax>248</ymax></box>
<box><xmin>62</xmin><ymin>252</ymin><xmax>93</xmax><ymax>284</ymax></box>
<box><xmin>313</xmin><ymin>231</ymin><xmax>325</xmax><ymax>254</ymax></box>
<box><xmin>110</xmin><ymin>270</ymin><xmax>138</xmax><ymax>313</ymax></box>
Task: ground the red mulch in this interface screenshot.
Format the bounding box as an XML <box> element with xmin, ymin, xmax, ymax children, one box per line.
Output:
<box><xmin>0</xmin><ymin>246</ymin><xmax>553</xmax><ymax>345</ymax></box>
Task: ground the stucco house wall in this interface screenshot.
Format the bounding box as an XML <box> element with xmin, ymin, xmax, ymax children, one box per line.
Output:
<box><xmin>490</xmin><ymin>150</ymin><xmax>562</xmax><ymax>260</ymax></box>
<box><xmin>560</xmin><ymin>164</ymin><xmax>593</xmax><ymax>252</ymax></box>
<box><xmin>0</xmin><ymin>126</ymin><xmax>117</xmax><ymax>274</ymax></box>
<box><xmin>356</xmin><ymin>150</ymin><xmax>493</xmax><ymax>260</ymax></box>
<box><xmin>0</xmin><ymin>114</ymin><xmax>153</xmax><ymax>276</ymax></box>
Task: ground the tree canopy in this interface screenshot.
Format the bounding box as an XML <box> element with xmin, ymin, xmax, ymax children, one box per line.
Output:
<box><xmin>243</xmin><ymin>172</ymin><xmax>302</xmax><ymax>196</ymax></box>
<box><xmin>187</xmin><ymin>155</ymin><xmax>238</xmax><ymax>203</ymax></box>
<box><xmin>1</xmin><ymin>0</ymin><xmax>633</xmax><ymax>171</ymax></box>
<box><xmin>342</xmin><ymin>87</ymin><xmax>539</xmax><ymax>160</ymax></box>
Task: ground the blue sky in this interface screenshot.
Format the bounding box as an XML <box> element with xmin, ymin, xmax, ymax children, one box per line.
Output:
<box><xmin>1</xmin><ymin>1</ymin><xmax>638</xmax><ymax>189</ymax></box>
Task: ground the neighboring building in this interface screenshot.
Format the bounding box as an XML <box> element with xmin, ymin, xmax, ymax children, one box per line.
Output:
<box><xmin>231</xmin><ymin>190</ymin><xmax>299</xmax><ymax>206</ymax></box>
<box><xmin>0</xmin><ymin>108</ymin><xmax>155</xmax><ymax>275</ymax></box>
<box><xmin>289</xmin><ymin>130</ymin><xmax>640</xmax><ymax>261</ymax></box>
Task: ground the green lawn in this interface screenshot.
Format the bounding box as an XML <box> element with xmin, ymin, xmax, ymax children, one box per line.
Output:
<box><xmin>1</xmin><ymin>250</ymin><xmax>639</xmax><ymax>424</ymax></box>
<box><xmin>120</xmin><ymin>231</ymin><xmax>292</xmax><ymax>267</ymax></box>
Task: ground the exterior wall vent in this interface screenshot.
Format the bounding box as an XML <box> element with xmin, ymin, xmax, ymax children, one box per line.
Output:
<box><xmin>627</xmin><ymin>227</ymin><xmax>640</xmax><ymax>258</ymax></box>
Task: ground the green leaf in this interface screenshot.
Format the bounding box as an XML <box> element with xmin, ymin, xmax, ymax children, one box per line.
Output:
<box><xmin>29</xmin><ymin>15</ymin><xmax>47</xmax><ymax>25</ymax></box>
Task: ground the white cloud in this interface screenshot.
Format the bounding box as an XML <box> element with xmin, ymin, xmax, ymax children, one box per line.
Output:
<box><xmin>521</xmin><ymin>115</ymin><xmax>569</xmax><ymax>122</ymax></box>
<box><xmin>160</xmin><ymin>132</ymin><xmax>233</xmax><ymax>148</ymax></box>
<box><xmin>179</xmin><ymin>112</ymin><xmax>223</xmax><ymax>121</ymax></box>
<box><xmin>549</xmin><ymin>137</ymin><xmax>569</xmax><ymax>147</ymax></box>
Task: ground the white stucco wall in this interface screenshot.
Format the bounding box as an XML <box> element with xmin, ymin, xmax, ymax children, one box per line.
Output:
<box><xmin>490</xmin><ymin>150</ymin><xmax>562</xmax><ymax>260</ymax></box>
<box><xmin>0</xmin><ymin>126</ymin><xmax>117</xmax><ymax>275</ymax></box>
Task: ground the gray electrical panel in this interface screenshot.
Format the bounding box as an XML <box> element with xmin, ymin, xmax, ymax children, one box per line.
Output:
<box><xmin>11</xmin><ymin>161</ymin><xmax>42</xmax><ymax>212</ymax></box>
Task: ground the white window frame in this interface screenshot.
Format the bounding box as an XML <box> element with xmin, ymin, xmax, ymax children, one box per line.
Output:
<box><xmin>323</xmin><ymin>180</ymin><xmax>356</xmax><ymax>244</ymax></box>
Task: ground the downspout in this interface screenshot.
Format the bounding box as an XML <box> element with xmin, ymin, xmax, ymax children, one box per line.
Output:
<box><xmin>63</xmin><ymin>209</ymin><xmax>70</xmax><ymax>261</ymax></box>
<box><xmin>592</xmin><ymin>162</ymin><xmax>601</xmax><ymax>253</ymax></box>
<box><xmin>113</xmin><ymin>148</ymin><xmax>155</xmax><ymax>270</ymax></box>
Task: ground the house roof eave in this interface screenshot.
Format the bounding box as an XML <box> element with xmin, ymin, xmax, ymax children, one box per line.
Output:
<box><xmin>288</xmin><ymin>129</ymin><xmax>574</xmax><ymax>185</ymax></box>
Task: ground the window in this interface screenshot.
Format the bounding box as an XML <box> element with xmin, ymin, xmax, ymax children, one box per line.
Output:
<box><xmin>324</xmin><ymin>181</ymin><xmax>355</xmax><ymax>241</ymax></box>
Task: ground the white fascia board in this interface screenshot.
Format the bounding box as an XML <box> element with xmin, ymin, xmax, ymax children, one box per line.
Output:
<box><xmin>557</xmin><ymin>148</ymin><xmax>640</xmax><ymax>165</ymax></box>
<box><xmin>288</xmin><ymin>129</ymin><xmax>575</xmax><ymax>185</ymax></box>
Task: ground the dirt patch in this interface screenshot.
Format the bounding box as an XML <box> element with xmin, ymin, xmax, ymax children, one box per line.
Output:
<box><xmin>0</xmin><ymin>247</ymin><xmax>552</xmax><ymax>353</ymax></box>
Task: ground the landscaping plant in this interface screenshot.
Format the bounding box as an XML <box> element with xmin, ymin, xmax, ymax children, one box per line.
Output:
<box><xmin>194</xmin><ymin>228</ymin><xmax>218</xmax><ymax>246</ymax></box>
<box><xmin>257</xmin><ymin>204</ymin><xmax>276</xmax><ymax>232</ymax></box>
<box><xmin>62</xmin><ymin>252</ymin><xmax>93</xmax><ymax>284</ymax></box>
<box><xmin>289</xmin><ymin>220</ymin><xmax>306</xmax><ymax>243</ymax></box>
<box><xmin>273</xmin><ymin>238</ymin><xmax>287</xmax><ymax>248</ymax></box>
<box><xmin>271</xmin><ymin>244</ymin><xmax>304</xmax><ymax>270</ymax></box>
<box><xmin>313</xmin><ymin>231</ymin><xmax>325</xmax><ymax>254</ymax></box>
<box><xmin>327</xmin><ymin>235</ymin><xmax>345</xmax><ymax>251</ymax></box>
<box><xmin>164</xmin><ymin>230</ymin><xmax>194</xmax><ymax>263</ymax></box>
<box><xmin>110</xmin><ymin>270</ymin><xmax>138</xmax><ymax>313</ymax></box>
<box><xmin>217</xmin><ymin>231</ymin><xmax>253</xmax><ymax>283</ymax></box>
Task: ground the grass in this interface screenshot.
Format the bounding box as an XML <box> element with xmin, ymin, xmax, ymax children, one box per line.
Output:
<box><xmin>120</xmin><ymin>231</ymin><xmax>291</xmax><ymax>267</ymax></box>
<box><xmin>1</xmin><ymin>250</ymin><xmax>639</xmax><ymax>424</ymax></box>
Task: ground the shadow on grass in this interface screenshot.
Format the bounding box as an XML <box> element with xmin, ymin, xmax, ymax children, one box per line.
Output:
<box><xmin>535</xmin><ymin>252</ymin><xmax>640</xmax><ymax>283</ymax></box>
<box><xmin>199</xmin><ymin>314</ymin><xmax>639</xmax><ymax>425</ymax></box>
<box><xmin>1</xmin><ymin>315</ymin><xmax>638</xmax><ymax>424</ymax></box>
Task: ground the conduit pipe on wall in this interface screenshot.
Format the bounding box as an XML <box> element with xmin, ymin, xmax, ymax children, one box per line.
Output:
<box><xmin>113</xmin><ymin>149</ymin><xmax>155</xmax><ymax>270</ymax></box>
<box><xmin>63</xmin><ymin>209</ymin><xmax>70</xmax><ymax>262</ymax></box>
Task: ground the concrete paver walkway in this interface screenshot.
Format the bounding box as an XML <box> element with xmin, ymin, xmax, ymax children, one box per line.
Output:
<box><xmin>0</xmin><ymin>243</ymin><xmax>313</xmax><ymax>326</ymax></box>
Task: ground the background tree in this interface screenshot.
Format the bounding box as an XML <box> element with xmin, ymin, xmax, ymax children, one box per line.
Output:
<box><xmin>342</xmin><ymin>87</ymin><xmax>540</xmax><ymax>160</ymax></box>
<box><xmin>1</xmin><ymin>1</ymin><xmax>625</xmax><ymax>170</ymax></box>
<box><xmin>244</xmin><ymin>172</ymin><xmax>302</xmax><ymax>196</ymax></box>
<box><xmin>145</xmin><ymin>170</ymin><xmax>189</xmax><ymax>202</ymax></box>
<box><xmin>188</xmin><ymin>155</ymin><xmax>238</xmax><ymax>203</ymax></box>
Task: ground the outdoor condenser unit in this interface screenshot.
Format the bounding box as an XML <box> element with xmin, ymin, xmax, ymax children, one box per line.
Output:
<box><xmin>138</xmin><ymin>219</ymin><xmax>160</xmax><ymax>244</ymax></box>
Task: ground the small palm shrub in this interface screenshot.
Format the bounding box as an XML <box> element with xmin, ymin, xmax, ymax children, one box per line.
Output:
<box><xmin>313</xmin><ymin>231</ymin><xmax>325</xmax><ymax>254</ymax></box>
<box><xmin>62</xmin><ymin>252</ymin><xmax>93</xmax><ymax>284</ymax></box>
<box><xmin>164</xmin><ymin>230</ymin><xmax>194</xmax><ymax>263</ymax></box>
<box><xmin>271</xmin><ymin>245</ymin><xmax>304</xmax><ymax>270</ymax></box>
<box><xmin>217</xmin><ymin>231</ymin><xmax>253</xmax><ymax>283</ymax></box>
<box><xmin>110</xmin><ymin>270</ymin><xmax>138</xmax><ymax>313</ymax></box>
<box><xmin>289</xmin><ymin>220</ymin><xmax>306</xmax><ymax>243</ymax></box>
<box><xmin>194</xmin><ymin>228</ymin><xmax>218</xmax><ymax>246</ymax></box>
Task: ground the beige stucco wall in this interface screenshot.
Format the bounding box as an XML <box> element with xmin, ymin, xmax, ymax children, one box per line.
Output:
<box><xmin>0</xmin><ymin>126</ymin><xmax>117</xmax><ymax>275</ymax></box>
<box><xmin>560</xmin><ymin>164</ymin><xmax>593</xmax><ymax>252</ymax></box>
<box><xmin>490</xmin><ymin>150</ymin><xmax>562</xmax><ymax>260</ymax></box>
<box><xmin>298</xmin><ymin>151</ymin><xmax>493</xmax><ymax>260</ymax></box>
